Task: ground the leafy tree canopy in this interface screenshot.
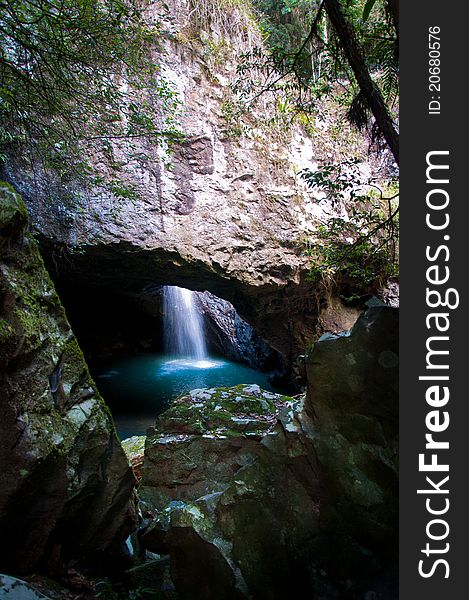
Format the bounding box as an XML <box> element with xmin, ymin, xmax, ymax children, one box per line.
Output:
<box><xmin>245</xmin><ymin>0</ymin><xmax>399</xmax><ymax>287</ymax></box>
<box><xmin>0</xmin><ymin>0</ymin><xmax>181</xmax><ymax>182</ymax></box>
<box><xmin>247</xmin><ymin>0</ymin><xmax>398</xmax><ymax>161</ymax></box>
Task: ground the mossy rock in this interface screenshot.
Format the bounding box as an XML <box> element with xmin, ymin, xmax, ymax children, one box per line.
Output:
<box><xmin>156</xmin><ymin>384</ymin><xmax>298</xmax><ymax>438</ymax></box>
<box><xmin>141</xmin><ymin>405</ymin><xmax>323</xmax><ymax>599</ymax></box>
<box><xmin>0</xmin><ymin>183</ymin><xmax>136</xmax><ymax>573</ymax></box>
<box><xmin>122</xmin><ymin>435</ymin><xmax>146</xmax><ymax>461</ymax></box>
<box><xmin>305</xmin><ymin>306</ymin><xmax>398</xmax><ymax>547</ymax></box>
<box><xmin>140</xmin><ymin>385</ymin><xmax>302</xmax><ymax>516</ymax></box>
<box><xmin>0</xmin><ymin>182</ymin><xmax>28</xmax><ymax>239</ymax></box>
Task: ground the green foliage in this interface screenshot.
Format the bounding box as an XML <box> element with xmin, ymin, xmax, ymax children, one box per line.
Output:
<box><xmin>184</xmin><ymin>0</ymin><xmax>260</xmax><ymax>46</ymax></box>
<box><xmin>238</xmin><ymin>0</ymin><xmax>398</xmax><ymax>150</ymax></box>
<box><xmin>0</xmin><ymin>0</ymin><xmax>182</xmax><ymax>188</ymax></box>
<box><xmin>306</xmin><ymin>219</ymin><xmax>397</xmax><ymax>291</ymax></box>
<box><xmin>301</xmin><ymin>158</ymin><xmax>363</xmax><ymax>204</ymax></box>
<box><xmin>300</xmin><ymin>160</ymin><xmax>399</xmax><ymax>294</ymax></box>
<box><xmin>0</xmin><ymin>317</ymin><xmax>14</xmax><ymax>343</ymax></box>
<box><xmin>362</xmin><ymin>0</ymin><xmax>378</xmax><ymax>22</ymax></box>
<box><xmin>253</xmin><ymin>0</ymin><xmax>320</xmax><ymax>82</ymax></box>
<box><xmin>220</xmin><ymin>97</ymin><xmax>245</xmax><ymax>136</ymax></box>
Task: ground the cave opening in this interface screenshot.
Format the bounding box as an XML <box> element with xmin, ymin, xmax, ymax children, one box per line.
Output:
<box><xmin>54</xmin><ymin>278</ymin><xmax>289</xmax><ymax>439</ymax></box>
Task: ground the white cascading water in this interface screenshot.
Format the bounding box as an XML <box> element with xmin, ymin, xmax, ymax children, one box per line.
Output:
<box><xmin>162</xmin><ymin>285</ymin><xmax>207</xmax><ymax>360</ymax></box>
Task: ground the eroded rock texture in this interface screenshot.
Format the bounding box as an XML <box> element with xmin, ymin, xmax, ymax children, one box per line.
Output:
<box><xmin>138</xmin><ymin>307</ymin><xmax>398</xmax><ymax>599</ymax></box>
<box><xmin>196</xmin><ymin>291</ymin><xmax>281</xmax><ymax>370</ymax></box>
<box><xmin>140</xmin><ymin>384</ymin><xmax>301</xmax><ymax>512</ymax></box>
<box><xmin>305</xmin><ymin>306</ymin><xmax>399</xmax><ymax>549</ymax></box>
<box><xmin>0</xmin><ymin>183</ymin><xmax>136</xmax><ymax>574</ymax></box>
<box><xmin>1</xmin><ymin>0</ymin><xmax>375</xmax><ymax>372</ymax></box>
<box><xmin>139</xmin><ymin>385</ymin><xmax>323</xmax><ymax>599</ymax></box>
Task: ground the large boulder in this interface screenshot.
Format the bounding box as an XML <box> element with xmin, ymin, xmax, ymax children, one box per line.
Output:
<box><xmin>138</xmin><ymin>308</ymin><xmax>398</xmax><ymax>599</ymax></box>
<box><xmin>140</xmin><ymin>384</ymin><xmax>301</xmax><ymax>512</ymax></box>
<box><xmin>305</xmin><ymin>305</ymin><xmax>399</xmax><ymax>550</ymax></box>
<box><xmin>139</xmin><ymin>386</ymin><xmax>326</xmax><ymax>599</ymax></box>
<box><xmin>0</xmin><ymin>183</ymin><xmax>137</xmax><ymax>574</ymax></box>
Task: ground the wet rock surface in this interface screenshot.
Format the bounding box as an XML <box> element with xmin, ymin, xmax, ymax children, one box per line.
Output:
<box><xmin>305</xmin><ymin>306</ymin><xmax>399</xmax><ymax>550</ymax></box>
<box><xmin>0</xmin><ymin>574</ymin><xmax>51</xmax><ymax>599</ymax></box>
<box><xmin>197</xmin><ymin>291</ymin><xmax>282</xmax><ymax>371</ymax></box>
<box><xmin>138</xmin><ymin>307</ymin><xmax>398</xmax><ymax>599</ymax></box>
<box><xmin>0</xmin><ymin>183</ymin><xmax>136</xmax><ymax>574</ymax></box>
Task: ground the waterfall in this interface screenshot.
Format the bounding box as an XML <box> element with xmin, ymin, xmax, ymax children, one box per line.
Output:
<box><xmin>162</xmin><ymin>286</ymin><xmax>207</xmax><ymax>360</ymax></box>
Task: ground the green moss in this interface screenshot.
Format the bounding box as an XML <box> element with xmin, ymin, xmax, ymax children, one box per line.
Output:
<box><xmin>122</xmin><ymin>435</ymin><xmax>146</xmax><ymax>459</ymax></box>
<box><xmin>25</xmin><ymin>407</ymin><xmax>75</xmax><ymax>457</ymax></box>
<box><xmin>0</xmin><ymin>218</ymin><xmax>68</xmax><ymax>355</ymax></box>
<box><xmin>60</xmin><ymin>337</ymin><xmax>118</xmax><ymax>435</ymax></box>
<box><xmin>0</xmin><ymin>318</ymin><xmax>14</xmax><ymax>343</ymax></box>
<box><xmin>0</xmin><ymin>181</ymin><xmax>28</xmax><ymax>230</ymax></box>
<box><xmin>61</xmin><ymin>337</ymin><xmax>96</xmax><ymax>391</ymax></box>
<box><xmin>62</xmin><ymin>337</ymin><xmax>87</xmax><ymax>373</ymax></box>
<box><xmin>156</xmin><ymin>385</ymin><xmax>297</xmax><ymax>440</ymax></box>
<box><xmin>14</xmin><ymin>306</ymin><xmax>46</xmax><ymax>345</ymax></box>
<box><xmin>0</xmin><ymin>185</ymin><xmax>123</xmax><ymax>477</ymax></box>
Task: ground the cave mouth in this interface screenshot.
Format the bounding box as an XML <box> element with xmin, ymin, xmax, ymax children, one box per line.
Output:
<box><xmin>55</xmin><ymin>280</ymin><xmax>288</xmax><ymax>439</ymax></box>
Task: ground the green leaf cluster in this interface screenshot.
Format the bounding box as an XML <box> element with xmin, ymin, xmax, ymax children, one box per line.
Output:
<box><xmin>253</xmin><ymin>0</ymin><xmax>320</xmax><ymax>83</ymax></box>
<box><xmin>300</xmin><ymin>159</ymin><xmax>399</xmax><ymax>295</ymax></box>
<box><xmin>0</xmin><ymin>0</ymin><xmax>182</xmax><ymax>186</ymax></box>
<box><xmin>241</xmin><ymin>0</ymin><xmax>398</xmax><ymax>149</ymax></box>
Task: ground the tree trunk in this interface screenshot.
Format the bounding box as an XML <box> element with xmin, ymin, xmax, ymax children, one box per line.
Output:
<box><xmin>324</xmin><ymin>0</ymin><xmax>399</xmax><ymax>164</ymax></box>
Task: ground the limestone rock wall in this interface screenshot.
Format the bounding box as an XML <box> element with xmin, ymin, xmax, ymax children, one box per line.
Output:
<box><xmin>2</xmin><ymin>0</ymin><xmax>366</xmax><ymax>369</ymax></box>
<box><xmin>0</xmin><ymin>183</ymin><xmax>136</xmax><ymax>574</ymax></box>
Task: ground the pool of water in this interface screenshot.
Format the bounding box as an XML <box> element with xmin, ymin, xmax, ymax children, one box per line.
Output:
<box><xmin>93</xmin><ymin>353</ymin><xmax>283</xmax><ymax>439</ymax></box>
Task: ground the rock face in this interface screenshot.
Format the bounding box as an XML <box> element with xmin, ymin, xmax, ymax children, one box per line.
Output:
<box><xmin>0</xmin><ymin>575</ymin><xmax>51</xmax><ymax>599</ymax></box>
<box><xmin>1</xmin><ymin>0</ymin><xmax>379</xmax><ymax>370</ymax></box>
<box><xmin>140</xmin><ymin>384</ymin><xmax>300</xmax><ymax>513</ymax></box>
<box><xmin>139</xmin><ymin>386</ymin><xmax>324</xmax><ymax>599</ymax></box>
<box><xmin>122</xmin><ymin>436</ymin><xmax>146</xmax><ymax>483</ymax></box>
<box><xmin>138</xmin><ymin>307</ymin><xmax>398</xmax><ymax>599</ymax></box>
<box><xmin>305</xmin><ymin>306</ymin><xmax>399</xmax><ymax>550</ymax></box>
<box><xmin>0</xmin><ymin>183</ymin><xmax>136</xmax><ymax>574</ymax></box>
<box><xmin>196</xmin><ymin>291</ymin><xmax>281</xmax><ymax>370</ymax></box>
